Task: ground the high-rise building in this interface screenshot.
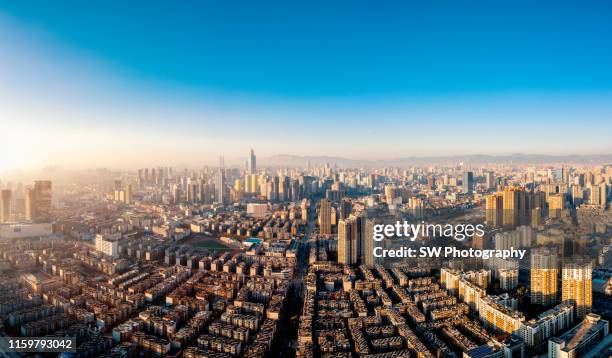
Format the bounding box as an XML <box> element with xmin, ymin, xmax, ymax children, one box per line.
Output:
<box><xmin>25</xmin><ymin>181</ymin><xmax>52</xmax><ymax>223</ymax></box>
<box><xmin>249</xmin><ymin>149</ymin><xmax>256</xmax><ymax>174</ymax></box>
<box><xmin>25</xmin><ymin>187</ymin><xmax>35</xmax><ymax>221</ymax></box>
<box><xmin>485</xmin><ymin>193</ymin><xmax>504</xmax><ymax>227</ymax></box>
<box><xmin>215</xmin><ymin>170</ymin><xmax>226</xmax><ymax>204</ymax></box>
<box><xmin>339</xmin><ymin>199</ymin><xmax>352</xmax><ymax>220</ymax></box>
<box><xmin>363</xmin><ymin>216</ymin><xmax>382</xmax><ymax>267</ymax></box>
<box><xmin>485</xmin><ymin>171</ymin><xmax>496</xmax><ymax>190</ymax></box>
<box><xmin>548</xmin><ymin>193</ymin><xmax>565</xmax><ymax>218</ymax></box>
<box><xmin>0</xmin><ymin>189</ymin><xmax>11</xmax><ymax>223</ymax></box>
<box><xmin>503</xmin><ymin>186</ymin><xmax>527</xmax><ymax>228</ymax></box>
<box><xmin>561</xmin><ymin>258</ymin><xmax>592</xmax><ymax>320</ymax></box>
<box><xmin>463</xmin><ymin>171</ymin><xmax>474</xmax><ymax>194</ymax></box>
<box><xmin>338</xmin><ymin>217</ymin><xmax>356</xmax><ymax>265</ymax></box>
<box><xmin>125</xmin><ymin>183</ymin><xmax>133</xmax><ymax>204</ymax></box>
<box><xmin>531</xmin><ymin>247</ymin><xmax>559</xmax><ymax>307</ymax></box>
<box><xmin>319</xmin><ymin>198</ymin><xmax>332</xmax><ymax>236</ymax></box>
<box><xmin>590</xmin><ymin>183</ymin><xmax>607</xmax><ymax>208</ymax></box>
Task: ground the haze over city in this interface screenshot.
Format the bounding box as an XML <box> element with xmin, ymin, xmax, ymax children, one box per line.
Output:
<box><xmin>1</xmin><ymin>2</ymin><xmax>612</xmax><ymax>358</ymax></box>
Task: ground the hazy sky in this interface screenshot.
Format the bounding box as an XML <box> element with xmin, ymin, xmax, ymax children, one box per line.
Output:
<box><xmin>1</xmin><ymin>0</ymin><xmax>612</xmax><ymax>170</ymax></box>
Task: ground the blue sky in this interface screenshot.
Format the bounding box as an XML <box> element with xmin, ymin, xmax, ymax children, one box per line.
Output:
<box><xmin>1</xmin><ymin>0</ymin><xmax>612</xmax><ymax>168</ymax></box>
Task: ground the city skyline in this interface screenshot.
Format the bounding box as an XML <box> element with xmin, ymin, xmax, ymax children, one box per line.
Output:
<box><xmin>2</xmin><ymin>1</ymin><xmax>612</xmax><ymax>170</ymax></box>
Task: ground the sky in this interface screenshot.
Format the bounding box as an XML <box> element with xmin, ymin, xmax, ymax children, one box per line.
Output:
<box><xmin>1</xmin><ymin>0</ymin><xmax>612</xmax><ymax>170</ymax></box>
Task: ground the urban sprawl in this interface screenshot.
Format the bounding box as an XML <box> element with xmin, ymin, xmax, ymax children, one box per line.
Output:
<box><xmin>0</xmin><ymin>150</ymin><xmax>611</xmax><ymax>358</ymax></box>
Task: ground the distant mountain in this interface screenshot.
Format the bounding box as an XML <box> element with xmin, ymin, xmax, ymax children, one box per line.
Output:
<box><xmin>258</xmin><ymin>153</ymin><xmax>612</xmax><ymax>167</ymax></box>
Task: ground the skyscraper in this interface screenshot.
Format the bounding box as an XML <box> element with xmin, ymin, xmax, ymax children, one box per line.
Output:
<box><xmin>548</xmin><ymin>193</ymin><xmax>565</xmax><ymax>218</ymax></box>
<box><xmin>0</xmin><ymin>189</ymin><xmax>11</xmax><ymax>223</ymax></box>
<box><xmin>215</xmin><ymin>170</ymin><xmax>226</xmax><ymax>204</ymax></box>
<box><xmin>503</xmin><ymin>186</ymin><xmax>527</xmax><ymax>228</ymax></box>
<box><xmin>338</xmin><ymin>214</ymin><xmax>364</xmax><ymax>265</ymax></box>
<box><xmin>25</xmin><ymin>181</ymin><xmax>53</xmax><ymax>223</ymax></box>
<box><xmin>485</xmin><ymin>193</ymin><xmax>503</xmax><ymax>227</ymax></box>
<box><xmin>562</xmin><ymin>258</ymin><xmax>592</xmax><ymax>320</ymax></box>
<box><xmin>319</xmin><ymin>198</ymin><xmax>332</xmax><ymax>236</ymax></box>
<box><xmin>463</xmin><ymin>171</ymin><xmax>474</xmax><ymax>194</ymax></box>
<box><xmin>485</xmin><ymin>171</ymin><xmax>496</xmax><ymax>190</ymax></box>
<box><xmin>249</xmin><ymin>149</ymin><xmax>257</xmax><ymax>174</ymax></box>
<box><xmin>531</xmin><ymin>247</ymin><xmax>559</xmax><ymax>307</ymax></box>
<box><xmin>337</xmin><ymin>217</ymin><xmax>354</xmax><ymax>265</ymax></box>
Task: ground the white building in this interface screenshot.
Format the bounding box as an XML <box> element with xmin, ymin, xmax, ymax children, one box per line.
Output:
<box><xmin>95</xmin><ymin>233</ymin><xmax>121</xmax><ymax>258</ymax></box>
<box><xmin>519</xmin><ymin>303</ymin><xmax>573</xmax><ymax>348</ymax></box>
<box><xmin>548</xmin><ymin>313</ymin><xmax>609</xmax><ymax>358</ymax></box>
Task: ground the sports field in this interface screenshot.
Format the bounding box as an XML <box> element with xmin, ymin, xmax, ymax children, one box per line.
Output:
<box><xmin>186</xmin><ymin>237</ymin><xmax>232</xmax><ymax>251</ymax></box>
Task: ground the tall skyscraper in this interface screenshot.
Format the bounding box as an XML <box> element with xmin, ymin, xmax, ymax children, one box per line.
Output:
<box><xmin>337</xmin><ymin>214</ymin><xmax>363</xmax><ymax>265</ymax></box>
<box><xmin>562</xmin><ymin>258</ymin><xmax>592</xmax><ymax>320</ymax></box>
<box><xmin>485</xmin><ymin>171</ymin><xmax>496</xmax><ymax>190</ymax></box>
<box><xmin>249</xmin><ymin>149</ymin><xmax>257</xmax><ymax>174</ymax></box>
<box><xmin>531</xmin><ymin>247</ymin><xmax>559</xmax><ymax>307</ymax></box>
<box><xmin>463</xmin><ymin>171</ymin><xmax>474</xmax><ymax>194</ymax></box>
<box><xmin>25</xmin><ymin>181</ymin><xmax>53</xmax><ymax>223</ymax></box>
<box><xmin>503</xmin><ymin>186</ymin><xmax>527</xmax><ymax>228</ymax></box>
<box><xmin>485</xmin><ymin>193</ymin><xmax>503</xmax><ymax>227</ymax></box>
<box><xmin>25</xmin><ymin>187</ymin><xmax>35</xmax><ymax>221</ymax></box>
<box><xmin>215</xmin><ymin>170</ymin><xmax>226</xmax><ymax>204</ymax></box>
<box><xmin>319</xmin><ymin>198</ymin><xmax>332</xmax><ymax>236</ymax></box>
<box><xmin>337</xmin><ymin>217</ymin><xmax>354</xmax><ymax>265</ymax></box>
<box><xmin>0</xmin><ymin>189</ymin><xmax>11</xmax><ymax>223</ymax></box>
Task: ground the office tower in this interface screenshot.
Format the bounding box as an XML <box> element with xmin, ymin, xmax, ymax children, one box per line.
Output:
<box><xmin>0</xmin><ymin>189</ymin><xmax>11</xmax><ymax>223</ymax></box>
<box><xmin>463</xmin><ymin>171</ymin><xmax>474</xmax><ymax>194</ymax></box>
<box><xmin>531</xmin><ymin>247</ymin><xmax>559</xmax><ymax>307</ymax></box>
<box><xmin>485</xmin><ymin>193</ymin><xmax>504</xmax><ymax>227</ymax></box>
<box><xmin>562</xmin><ymin>258</ymin><xmax>592</xmax><ymax>320</ymax></box>
<box><xmin>215</xmin><ymin>170</ymin><xmax>226</xmax><ymax>204</ymax></box>
<box><xmin>548</xmin><ymin>193</ymin><xmax>565</xmax><ymax>218</ymax></box>
<box><xmin>319</xmin><ymin>198</ymin><xmax>332</xmax><ymax>236</ymax></box>
<box><xmin>485</xmin><ymin>171</ymin><xmax>495</xmax><ymax>190</ymax></box>
<box><xmin>249</xmin><ymin>149</ymin><xmax>256</xmax><ymax>174</ymax></box>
